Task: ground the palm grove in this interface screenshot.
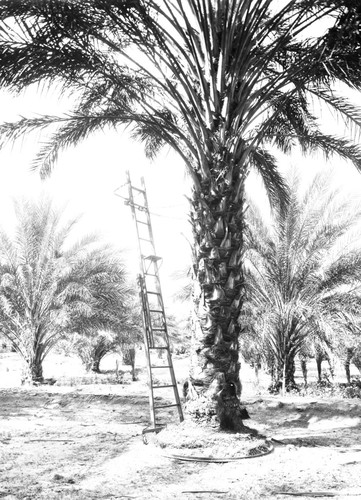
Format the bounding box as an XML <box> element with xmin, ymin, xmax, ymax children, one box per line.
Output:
<box><xmin>0</xmin><ymin>0</ymin><xmax>361</xmax><ymax>430</ymax></box>
<box><xmin>242</xmin><ymin>173</ymin><xmax>361</xmax><ymax>392</ymax></box>
<box><xmin>0</xmin><ymin>199</ymin><xmax>137</xmax><ymax>383</ymax></box>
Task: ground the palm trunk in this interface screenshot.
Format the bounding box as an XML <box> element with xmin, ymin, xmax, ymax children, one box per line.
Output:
<box><xmin>300</xmin><ymin>358</ymin><xmax>308</xmax><ymax>386</ymax></box>
<box><xmin>21</xmin><ymin>354</ymin><xmax>44</xmax><ymax>385</ymax></box>
<box><xmin>123</xmin><ymin>347</ymin><xmax>137</xmax><ymax>380</ymax></box>
<box><xmin>316</xmin><ymin>353</ymin><xmax>323</xmax><ymax>383</ymax></box>
<box><xmin>91</xmin><ymin>346</ymin><xmax>109</xmax><ymax>373</ymax></box>
<box><xmin>345</xmin><ymin>348</ymin><xmax>353</xmax><ymax>384</ymax></box>
<box><xmin>269</xmin><ymin>324</ymin><xmax>298</xmax><ymax>393</ymax></box>
<box><xmin>90</xmin><ymin>339</ymin><xmax>112</xmax><ymax>373</ymax></box>
<box><xmin>186</xmin><ymin>175</ymin><xmax>247</xmax><ymax>431</ymax></box>
<box><xmin>326</xmin><ymin>354</ymin><xmax>335</xmax><ymax>381</ymax></box>
<box><xmin>273</xmin><ymin>355</ymin><xmax>296</xmax><ymax>392</ymax></box>
<box><xmin>91</xmin><ymin>357</ymin><xmax>101</xmax><ymax>373</ymax></box>
<box><xmin>254</xmin><ymin>362</ymin><xmax>261</xmax><ymax>386</ymax></box>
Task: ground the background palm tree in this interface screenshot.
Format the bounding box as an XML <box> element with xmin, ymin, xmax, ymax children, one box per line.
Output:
<box><xmin>243</xmin><ymin>172</ymin><xmax>361</xmax><ymax>392</ymax></box>
<box><xmin>67</xmin><ymin>291</ymin><xmax>143</xmax><ymax>374</ymax></box>
<box><xmin>331</xmin><ymin>312</ymin><xmax>361</xmax><ymax>384</ymax></box>
<box><xmin>298</xmin><ymin>331</ymin><xmax>336</xmax><ymax>386</ymax></box>
<box><xmin>0</xmin><ymin>198</ymin><xmax>131</xmax><ymax>384</ymax></box>
<box><xmin>0</xmin><ymin>1</ymin><xmax>361</xmax><ymax>427</ymax></box>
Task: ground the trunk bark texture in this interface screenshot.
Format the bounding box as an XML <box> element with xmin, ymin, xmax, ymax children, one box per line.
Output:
<box><xmin>186</xmin><ymin>175</ymin><xmax>248</xmax><ymax>431</ymax></box>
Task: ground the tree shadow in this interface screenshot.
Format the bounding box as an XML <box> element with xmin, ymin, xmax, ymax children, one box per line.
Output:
<box><xmin>250</xmin><ymin>398</ymin><xmax>361</xmax><ymax>448</ymax></box>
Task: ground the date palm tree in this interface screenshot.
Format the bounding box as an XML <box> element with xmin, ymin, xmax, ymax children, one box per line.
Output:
<box><xmin>0</xmin><ymin>1</ymin><xmax>361</xmax><ymax>427</ymax></box>
<box><xmin>244</xmin><ymin>172</ymin><xmax>361</xmax><ymax>392</ymax></box>
<box><xmin>68</xmin><ymin>289</ymin><xmax>143</xmax><ymax>374</ymax></box>
<box><xmin>0</xmin><ymin>198</ymin><xmax>130</xmax><ymax>383</ymax></box>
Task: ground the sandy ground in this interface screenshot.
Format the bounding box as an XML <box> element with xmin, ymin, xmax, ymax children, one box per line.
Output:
<box><xmin>1</xmin><ymin>353</ymin><xmax>361</xmax><ymax>500</ymax></box>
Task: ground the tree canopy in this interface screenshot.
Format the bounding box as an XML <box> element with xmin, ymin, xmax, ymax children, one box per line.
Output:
<box><xmin>0</xmin><ymin>1</ymin><xmax>360</xmax><ymax>183</ymax></box>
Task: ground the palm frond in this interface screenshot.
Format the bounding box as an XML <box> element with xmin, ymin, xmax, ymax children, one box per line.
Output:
<box><xmin>0</xmin><ymin>115</ymin><xmax>64</xmax><ymax>148</ymax></box>
<box><xmin>32</xmin><ymin>112</ymin><xmax>124</xmax><ymax>177</ymax></box>
<box><xmin>310</xmin><ymin>88</ymin><xmax>361</xmax><ymax>140</ymax></box>
<box><xmin>298</xmin><ymin>133</ymin><xmax>361</xmax><ymax>171</ymax></box>
<box><xmin>321</xmin><ymin>251</ymin><xmax>361</xmax><ymax>291</ymax></box>
<box><xmin>249</xmin><ymin>147</ymin><xmax>290</xmax><ymax>213</ymax></box>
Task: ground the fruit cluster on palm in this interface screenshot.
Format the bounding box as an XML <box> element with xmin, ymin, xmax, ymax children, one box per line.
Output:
<box><xmin>1</xmin><ymin>1</ymin><xmax>361</xmax><ymax>427</ymax></box>
<box><xmin>0</xmin><ymin>199</ymin><xmax>133</xmax><ymax>383</ymax></box>
<box><xmin>243</xmin><ymin>172</ymin><xmax>361</xmax><ymax>392</ymax></box>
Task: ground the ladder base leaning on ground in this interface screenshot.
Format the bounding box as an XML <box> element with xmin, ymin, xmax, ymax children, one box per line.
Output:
<box><xmin>116</xmin><ymin>171</ymin><xmax>184</xmax><ymax>433</ymax></box>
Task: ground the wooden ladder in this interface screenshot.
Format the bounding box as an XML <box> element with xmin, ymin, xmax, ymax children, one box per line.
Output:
<box><xmin>121</xmin><ymin>171</ymin><xmax>184</xmax><ymax>433</ymax></box>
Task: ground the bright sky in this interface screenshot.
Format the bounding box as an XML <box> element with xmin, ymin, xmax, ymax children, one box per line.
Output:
<box><xmin>0</xmin><ymin>87</ymin><xmax>192</xmax><ymax>309</ymax></box>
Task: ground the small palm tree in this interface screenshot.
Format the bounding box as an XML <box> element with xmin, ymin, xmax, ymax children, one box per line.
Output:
<box><xmin>0</xmin><ymin>199</ymin><xmax>130</xmax><ymax>383</ymax></box>
<box><xmin>69</xmin><ymin>290</ymin><xmax>144</xmax><ymax>374</ymax></box>
<box><xmin>1</xmin><ymin>1</ymin><xmax>361</xmax><ymax>426</ymax></box>
<box><xmin>68</xmin><ymin>331</ymin><xmax>116</xmax><ymax>373</ymax></box>
<box><xmin>298</xmin><ymin>331</ymin><xmax>336</xmax><ymax>386</ymax></box>
<box><xmin>244</xmin><ymin>172</ymin><xmax>361</xmax><ymax>392</ymax></box>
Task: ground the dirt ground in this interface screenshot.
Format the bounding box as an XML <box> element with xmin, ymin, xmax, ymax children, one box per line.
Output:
<box><xmin>1</xmin><ymin>353</ymin><xmax>361</xmax><ymax>500</ymax></box>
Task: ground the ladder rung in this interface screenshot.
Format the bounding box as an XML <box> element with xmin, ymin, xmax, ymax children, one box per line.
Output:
<box><xmin>144</xmin><ymin>255</ymin><xmax>162</xmax><ymax>261</ymax></box>
<box><xmin>151</xmin><ymin>365</ymin><xmax>171</xmax><ymax>369</ymax></box>
<box><xmin>142</xmin><ymin>426</ymin><xmax>165</xmax><ymax>435</ymax></box>
<box><xmin>149</xmin><ymin>309</ymin><xmax>163</xmax><ymax>313</ymax></box>
<box><xmin>129</xmin><ymin>202</ymin><xmax>147</xmax><ymax>211</ymax></box>
<box><xmin>149</xmin><ymin>346</ymin><xmax>168</xmax><ymax>349</ymax></box>
<box><xmin>151</xmin><ymin>328</ymin><xmax>166</xmax><ymax>332</ymax></box>
<box><xmin>153</xmin><ymin>385</ymin><xmax>175</xmax><ymax>389</ymax></box>
<box><xmin>147</xmin><ymin>291</ymin><xmax>161</xmax><ymax>295</ymax></box>
<box><xmin>139</xmin><ymin>237</ymin><xmax>152</xmax><ymax>242</ymax></box>
<box><xmin>144</xmin><ymin>272</ymin><xmax>157</xmax><ymax>277</ymax></box>
<box><xmin>136</xmin><ymin>220</ymin><xmax>148</xmax><ymax>225</ymax></box>
<box><xmin>154</xmin><ymin>404</ymin><xmax>181</xmax><ymax>409</ymax></box>
<box><xmin>131</xmin><ymin>186</ymin><xmax>145</xmax><ymax>193</ymax></box>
